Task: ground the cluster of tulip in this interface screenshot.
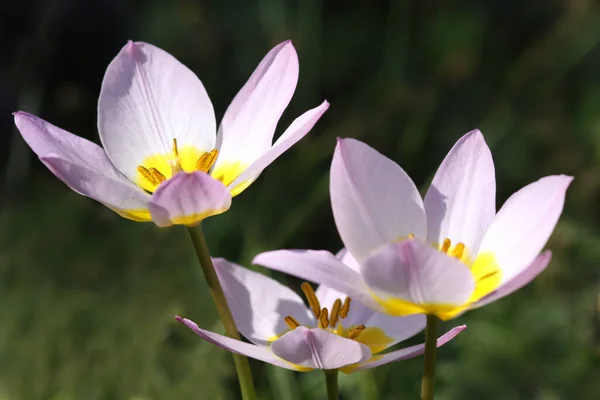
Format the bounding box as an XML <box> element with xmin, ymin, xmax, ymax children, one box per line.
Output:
<box><xmin>13</xmin><ymin>40</ymin><xmax>570</xmax><ymax>399</ymax></box>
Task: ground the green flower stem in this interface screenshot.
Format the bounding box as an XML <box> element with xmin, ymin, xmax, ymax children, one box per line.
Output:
<box><xmin>324</xmin><ymin>369</ymin><xmax>339</xmax><ymax>400</ymax></box>
<box><xmin>186</xmin><ymin>225</ymin><xmax>257</xmax><ymax>400</ymax></box>
<box><xmin>420</xmin><ymin>314</ymin><xmax>440</xmax><ymax>400</ymax></box>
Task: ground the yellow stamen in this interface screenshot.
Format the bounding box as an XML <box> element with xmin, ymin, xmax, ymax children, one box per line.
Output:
<box><xmin>451</xmin><ymin>242</ymin><xmax>465</xmax><ymax>259</ymax></box>
<box><xmin>137</xmin><ymin>165</ymin><xmax>166</xmax><ymax>186</ymax></box>
<box><xmin>196</xmin><ymin>149</ymin><xmax>219</xmax><ymax>172</ymax></box>
<box><xmin>348</xmin><ymin>325</ymin><xmax>366</xmax><ymax>340</ymax></box>
<box><xmin>149</xmin><ymin>167</ymin><xmax>166</xmax><ymax>184</ymax></box>
<box><xmin>319</xmin><ymin>307</ymin><xmax>330</xmax><ymax>329</ymax></box>
<box><xmin>172</xmin><ymin>138</ymin><xmax>179</xmax><ymax>157</ymax></box>
<box><xmin>329</xmin><ymin>299</ymin><xmax>342</xmax><ymax>328</ymax></box>
<box><xmin>441</xmin><ymin>238</ymin><xmax>451</xmax><ymax>253</ymax></box>
<box><xmin>284</xmin><ymin>316</ymin><xmax>300</xmax><ymax>330</ymax></box>
<box><xmin>408</xmin><ymin>233</ymin><xmax>415</xmax><ymax>239</ymax></box>
<box><xmin>301</xmin><ymin>282</ymin><xmax>321</xmax><ymax>319</ymax></box>
<box><xmin>340</xmin><ymin>297</ymin><xmax>351</xmax><ymax>319</ymax></box>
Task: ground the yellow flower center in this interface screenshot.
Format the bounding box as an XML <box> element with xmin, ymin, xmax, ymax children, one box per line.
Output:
<box><xmin>136</xmin><ymin>139</ymin><xmax>219</xmax><ymax>193</ymax></box>
<box><xmin>375</xmin><ymin>237</ymin><xmax>502</xmax><ymax>321</ymax></box>
<box><xmin>280</xmin><ymin>282</ymin><xmax>394</xmax><ymax>355</ymax></box>
<box><xmin>135</xmin><ymin>138</ymin><xmax>253</xmax><ymax>196</ymax></box>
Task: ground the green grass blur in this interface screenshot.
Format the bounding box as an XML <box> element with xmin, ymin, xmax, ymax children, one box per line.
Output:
<box><xmin>1</xmin><ymin>0</ymin><xmax>599</xmax><ymax>399</ymax></box>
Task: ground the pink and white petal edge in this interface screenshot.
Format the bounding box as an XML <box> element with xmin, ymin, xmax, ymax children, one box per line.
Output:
<box><xmin>330</xmin><ymin>138</ymin><xmax>427</xmax><ymax>262</ymax></box>
<box><xmin>212</xmin><ymin>258</ymin><xmax>314</xmax><ymax>346</ymax></box>
<box><xmin>227</xmin><ymin>101</ymin><xmax>329</xmax><ymax>192</ymax></box>
<box><xmin>176</xmin><ymin>317</ymin><xmax>300</xmax><ymax>371</ymax></box>
<box><xmin>148</xmin><ymin>171</ymin><xmax>231</xmax><ymax>227</ymax></box>
<box><xmin>270</xmin><ymin>327</ymin><xmax>372</xmax><ymax>370</ymax></box>
<box><xmin>423</xmin><ymin>130</ymin><xmax>496</xmax><ymax>252</ymax></box>
<box><xmin>216</xmin><ymin>41</ymin><xmax>299</xmax><ymax>167</ymax></box>
<box><xmin>473</xmin><ymin>251</ymin><xmax>552</xmax><ymax>308</ymax></box>
<box><xmin>252</xmin><ymin>249</ymin><xmax>381</xmax><ymax>310</ymax></box>
<box><xmin>98</xmin><ymin>41</ymin><xmax>216</xmax><ymax>180</ymax></box>
<box><xmin>345</xmin><ymin>325</ymin><xmax>466</xmax><ymax>373</ymax></box>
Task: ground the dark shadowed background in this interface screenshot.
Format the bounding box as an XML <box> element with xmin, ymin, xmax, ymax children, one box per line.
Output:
<box><xmin>0</xmin><ymin>0</ymin><xmax>599</xmax><ymax>399</ymax></box>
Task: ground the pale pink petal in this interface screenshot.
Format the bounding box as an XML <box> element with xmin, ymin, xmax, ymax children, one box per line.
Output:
<box><xmin>14</xmin><ymin>112</ymin><xmax>150</xmax><ymax>219</ymax></box>
<box><xmin>214</xmin><ymin>41</ymin><xmax>298</xmax><ymax>169</ymax></box>
<box><xmin>474</xmin><ymin>251</ymin><xmax>552</xmax><ymax>308</ymax></box>
<box><xmin>478</xmin><ymin>175</ymin><xmax>572</xmax><ymax>284</ymax></box>
<box><xmin>213</xmin><ymin>258</ymin><xmax>314</xmax><ymax>346</ymax></box>
<box><xmin>314</xmin><ymin>248</ymin><xmax>359</xmax><ymax>314</ymax></box>
<box><xmin>424</xmin><ymin>130</ymin><xmax>495</xmax><ymax>253</ymax></box>
<box><xmin>252</xmin><ymin>249</ymin><xmax>380</xmax><ymax>310</ymax></box>
<box><xmin>224</xmin><ymin>101</ymin><xmax>329</xmax><ymax>193</ymax></box>
<box><xmin>176</xmin><ymin>317</ymin><xmax>300</xmax><ymax>371</ymax></box>
<box><xmin>336</xmin><ymin>247</ymin><xmax>360</xmax><ymax>272</ymax></box>
<box><xmin>270</xmin><ymin>326</ymin><xmax>371</xmax><ymax>370</ymax></box>
<box><xmin>364</xmin><ymin>313</ymin><xmax>426</xmax><ymax>348</ymax></box>
<box><xmin>347</xmin><ymin>325</ymin><xmax>466</xmax><ymax>373</ymax></box>
<box><xmin>330</xmin><ymin>138</ymin><xmax>426</xmax><ymax>262</ymax></box>
<box><xmin>148</xmin><ymin>171</ymin><xmax>231</xmax><ymax>227</ymax></box>
<box><xmin>42</xmin><ymin>157</ymin><xmax>151</xmax><ymax>221</ymax></box>
<box><xmin>98</xmin><ymin>41</ymin><xmax>216</xmax><ymax>181</ymax></box>
<box><xmin>360</xmin><ymin>240</ymin><xmax>475</xmax><ymax>311</ymax></box>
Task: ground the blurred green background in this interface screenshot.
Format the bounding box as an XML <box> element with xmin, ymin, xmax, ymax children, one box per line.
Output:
<box><xmin>1</xmin><ymin>0</ymin><xmax>599</xmax><ymax>398</ymax></box>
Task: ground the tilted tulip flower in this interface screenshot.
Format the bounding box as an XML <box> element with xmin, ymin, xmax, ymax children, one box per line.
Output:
<box><xmin>177</xmin><ymin>254</ymin><xmax>465</xmax><ymax>372</ymax></box>
<box><xmin>254</xmin><ymin>131</ymin><xmax>572</xmax><ymax>320</ymax></box>
<box><xmin>14</xmin><ymin>40</ymin><xmax>328</xmax><ymax>227</ymax></box>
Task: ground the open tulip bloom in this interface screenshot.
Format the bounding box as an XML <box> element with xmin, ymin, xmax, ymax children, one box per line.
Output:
<box><xmin>177</xmin><ymin>253</ymin><xmax>465</xmax><ymax>372</ymax></box>
<box><xmin>254</xmin><ymin>131</ymin><xmax>572</xmax><ymax>321</ymax></box>
<box><xmin>14</xmin><ymin>40</ymin><xmax>328</xmax><ymax>227</ymax></box>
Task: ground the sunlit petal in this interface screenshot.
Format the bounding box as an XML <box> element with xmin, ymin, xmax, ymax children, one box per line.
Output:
<box><xmin>360</xmin><ymin>240</ymin><xmax>474</xmax><ymax>318</ymax></box>
<box><xmin>346</xmin><ymin>325</ymin><xmax>466</xmax><ymax>373</ymax></box>
<box><xmin>98</xmin><ymin>41</ymin><xmax>216</xmax><ymax>181</ymax></box>
<box><xmin>478</xmin><ymin>175</ymin><xmax>572</xmax><ymax>284</ymax></box>
<box><xmin>14</xmin><ymin>112</ymin><xmax>150</xmax><ymax>220</ymax></box>
<box><xmin>330</xmin><ymin>138</ymin><xmax>426</xmax><ymax>262</ymax></box>
<box><xmin>253</xmin><ymin>249</ymin><xmax>380</xmax><ymax>310</ymax></box>
<box><xmin>215</xmin><ymin>41</ymin><xmax>298</xmax><ymax>170</ymax></box>
<box><xmin>176</xmin><ymin>317</ymin><xmax>300</xmax><ymax>371</ymax></box>
<box><xmin>424</xmin><ymin>130</ymin><xmax>495</xmax><ymax>253</ymax></box>
<box><xmin>474</xmin><ymin>251</ymin><xmax>552</xmax><ymax>307</ymax></box>
<box><xmin>148</xmin><ymin>171</ymin><xmax>231</xmax><ymax>227</ymax></box>
<box><xmin>270</xmin><ymin>326</ymin><xmax>371</xmax><ymax>370</ymax></box>
<box><xmin>213</xmin><ymin>258</ymin><xmax>313</xmax><ymax>346</ymax></box>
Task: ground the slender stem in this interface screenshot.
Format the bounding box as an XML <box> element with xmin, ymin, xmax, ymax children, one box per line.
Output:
<box><xmin>324</xmin><ymin>369</ymin><xmax>339</xmax><ymax>400</ymax></box>
<box><xmin>420</xmin><ymin>314</ymin><xmax>440</xmax><ymax>400</ymax></box>
<box><xmin>186</xmin><ymin>225</ymin><xmax>257</xmax><ymax>400</ymax></box>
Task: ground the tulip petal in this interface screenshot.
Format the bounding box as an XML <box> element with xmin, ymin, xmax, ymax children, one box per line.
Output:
<box><xmin>346</xmin><ymin>325</ymin><xmax>466</xmax><ymax>373</ymax></box>
<box><xmin>314</xmin><ymin>249</ymin><xmax>359</xmax><ymax>311</ymax></box>
<box><xmin>330</xmin><ymin>138</ymin><xmax>426</xmax><ymax>262</ymax></box>
<box><xmin>215</xmin><ymin>41</ymin><xmax>298</xmax><ymax>170</ymax></box>
<box><xmin>213</xmin><ymin>258</ymin><xmax>314</xmax><ymax>346</ymax></box>
<box><xmin>364</xmin><ymin>313</ymin><xmax>426</xmax><ymax>348</ymax></box>
<box><xmin>474</xmin><ymin>251</ymin><xmax>552</xmax><ymax>307</ymax></box>
<box><xmin>223</xmin><ymin>101</ymin><xmax>329</xmax><ymax>195</ymax></box>
<box><xmin>14</xmin><ymin>112</ymin><xmax>151</xmax><ymax>220</ymax></box>
<box><xmin>424</xmin><ymin>130</ymin><xmax>495</xmax><ymax>253</ymax></box>
<box><xmin>253</xmin><ymin>249</ymin><xmax>380</xmax><ymax>310</ymax></box>
<box><xmin>270</xmin><ymin>326</ymin><xmax>371</xmax><ymax>370</ymax></box>
<box><xmin>148</xmin><ymin>171</ymin><xmax>231</xmax><ymax>227</ymax></box>
<box><xmin>360</xmin><ymin>240</ymin><xmax>475</xmax><ymax>318</ymax></box>
<box><xmin>176</xmin><ymin>317</ymin><xmax>300</xmax><ymax>371</ymax></box>
<box><xmin>314</xmin><ymin>248</ymin><xmax>376</xmax><ymax>327</ymax></box>
<box><xmin>478</xmin><ymin>175</ymin><xmax>572</xmax><ymax>284</ymax></box>
<box><xmin>98</xmin><ymin>41</ymin><xmax>216</xmax><ymax>181</ymax></box>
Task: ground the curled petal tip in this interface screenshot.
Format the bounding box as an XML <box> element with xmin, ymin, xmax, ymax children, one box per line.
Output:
<box><xmin>174</xmin><ymin>316</ymin><xmax>183</xmax><ymax>322</ymax></box>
